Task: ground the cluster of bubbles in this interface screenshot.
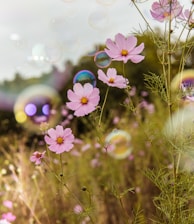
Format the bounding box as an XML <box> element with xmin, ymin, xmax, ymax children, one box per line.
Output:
<box><xmin>164</xmin><ymin>69</ymin><xmax>194</xmax><ymax>172</ymax></box>
<box><xmin>105</xmin><ymin>130</ymin><xmax>132</xmax><ymax>159</ymax></box>
<box><xmin>14</xmin><ymin>85</ymin><xmax>61</xmax><ymax>132</ymax></box>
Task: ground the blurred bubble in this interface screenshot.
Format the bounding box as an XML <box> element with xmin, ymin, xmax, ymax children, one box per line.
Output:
<box><xmin>88</xmin><ymin>8</ymin><xmax>109</xmax><ymax>30</ymax></box>
<box><xmin>14</xmin><ymin>85</ymin><xmax>61</xmax><ymax>132</ymax></box>
<box><xmin>96</xmin><ymin>0</ymin><xmax>116</xmax><ymax>6</ymax></box>
<box><xmin>171</xmin><ymin>69</ymin><xmax>194</xmax><ymax>102</ymax></box>
<box><xmin>9</xmin><ymin>33</ymin><xmax>26</xmax><ymax>49</ymax></box>
<box><xmin>30</xmin><ymin>41</ymin><xmax>62</xmax><ymax>66</ymax></box>
<box><xmin>105</xmin><ymin>130</ymin><xmax>132</xmax><ymax>159</ymax></box>
<box><xmin>73</xmin><ymin>70</ymin><xmax>96</xmax><ymax>87</ymax></box>
<box><xmin>94</xmin><ymin>51</ymin><xmax>112</xmax><ymax>68</ymax></box>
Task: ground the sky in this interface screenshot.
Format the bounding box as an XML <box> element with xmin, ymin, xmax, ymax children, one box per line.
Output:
<box><xmin>0</xmin><ymin>0</ymin><xmax>192</xmax><ymax>83</ymax></box>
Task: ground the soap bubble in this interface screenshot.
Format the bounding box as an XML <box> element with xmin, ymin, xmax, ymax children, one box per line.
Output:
<box><xmin>87</xmin><ymin>45</ymin><xmax>100</xmax><ymax>56</ymax></box>
<box><xmin>73</xmin><ymin>70</ymin><xmax>96</xmax><ymax>87</ymax></box>
<box><xmin>88</xmin><ymin>8</ymin><xmax>109</xmax><ymax>30</ymax></box>
<box><xmin>14</xmin><ymin>85</ymin><xmax>61</xmax><ymax>132</ymax></box>
<box><xmin>105</xmin><ymin>130</ymin><xmax>132</xmax><ymax>159</ymax></box>
<box><xmin>94</xmin><ymin>51</ymin><xmax>111</xmax><ymax>68</ymax></box>
<box><xmin>171</xmin><ymin>69</ymin><xmax>194</xmax><ymax>102</ymax></box>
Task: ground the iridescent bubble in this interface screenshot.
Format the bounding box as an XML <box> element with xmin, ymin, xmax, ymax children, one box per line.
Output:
<box><xmin>105</xmin><ymin>130</ymin><xmax>132</xmax><ymax>159</ymax></box>
<box><xmin>171</xmin><ymin>69</ymin><xmax>194</xmax><ymax>102</ymax></box>
<box><xmin>88</xmin><ymin>8</ymin><xmax>109</xmax><ymax>30</ymax></box>
<box><xmin>14</xmin><ymin>85</ymin><xmax>61</xmax><ymax>132</ymax></box>
<box><xmin>96</xmin><ymin>0</ymin><xmax>116</xmax><ymax>6</ymax></box>
<box><xmin>94</xmin><ymin>51</ymin><xmax>112</xmax><ymax>68</ymax></box>
<box><xmin>73</xmin><ymin>70</ymin><xmax>96</xmax><ymax>87</ymax></box>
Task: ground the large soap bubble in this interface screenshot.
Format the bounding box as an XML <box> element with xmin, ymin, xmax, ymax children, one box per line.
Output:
<box><xmin>105</xmin><ymin>130</ymin><xmax>132</xmax><ymax>159</ymax></box>
<box><xmin>14</xmin><ymin>85</ymin><xmax>61</xmax><ymax>132</ymax></box>
<box><xmin>94</xmin><ymin>51</ymin><xmax>111</xmax><ymax>68</ymax></box>
<box><xmin>73</xmin><ymin>70</ymin><xmax>97</xmax><ymax>87</ymax></box>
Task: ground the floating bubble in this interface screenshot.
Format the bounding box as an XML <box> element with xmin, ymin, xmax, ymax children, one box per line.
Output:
<box><xmin>171</xmin><ymin>69</ymin><xmax>194</xmax><ymax>102</ymax></box>
<box><xmin>96</xmin><ymin>0</ymin><xmax>116</xmax><ymax>6</ymax></box>
<box><xmin>105</xmin><ymin>130</ymin><xmax>132</xmax><ymax>159</ymax></box>
<box><xmin>30</xmin><ymin>41</ymin><xmax>62</xmax><ymax>66</ymax></box>
<box><xmin>88</xmin><ymin>8</ymin><xmax>109</xmax><ymax>30</ymax></box>
<box><xmin>14</xmin><ymin>85</ymin><xmax>61</xmax><ymax>132</ymax></box>
<box><xmin>94</xmin><ymin>51</ymin><xmax>112</xmax><ymax>68</ymax></box>
<box><xmin>73</xmin><ymin>70</ymin><xmax>96</xmax><ymax>87</ymax></box>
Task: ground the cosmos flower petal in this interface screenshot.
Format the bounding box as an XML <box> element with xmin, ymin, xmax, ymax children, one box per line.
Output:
<box><xmin>67</xmin><ymin>89</ymin><xmax>80</xmax><ymax>102</ymax></box>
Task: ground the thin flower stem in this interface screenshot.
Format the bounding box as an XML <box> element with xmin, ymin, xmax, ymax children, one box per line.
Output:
<box><xmin>98</xmin><ymin>86</ymin><xmax>110</xmax><ymax>126</ymax></box>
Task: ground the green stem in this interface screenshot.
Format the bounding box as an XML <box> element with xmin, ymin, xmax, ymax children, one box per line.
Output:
<box><xmin>98</xmin><ymin>87</ymin><xmax>110</xmax><ymax>126</ymax></box>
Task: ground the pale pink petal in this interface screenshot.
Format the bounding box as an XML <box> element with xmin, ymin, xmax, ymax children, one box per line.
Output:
<box><xmin>67</xmin><ymin>89</ymin><xmax>80</xmax><ymax>102</ymax></box>
<box><xmin>47</xmin><ymin>128</ymin><xmax>57</xmax><ymax>139</ymax></box>
<box><xmin>115</xmin><ymin>33</ymin><xmax>127</xmax><ymax>49</ymax></box>
<box><xmin>126</xmin><ymin>36</ymin><xmax>137</xmax><ymax>51</ymax></box>
<box><xmin>56</xmin><ymin>125</ymin><xmax>64</xmax><ymax>136</ymax></box>
<box><xmin>129</xmin><ymin>43</ymin><xmax>144</xmax><ymax>55</ymax></box>
<box><xmin>73</xmin><ymin>83</ymin><xmax>84</xmax><ymax>96</ymax></box>
<box><xmin>83</xmin><ymin>83</ymin><xmax>94</xmax><ymax>96</ymax></box>
<box><xmin>129</xmin><ymin>55</ymin><xmax>145</xmax><ymax>63</ymax></box>
<box><xmin>44</xmin><ymin>135</ymin><xmax>55</xmax><ymax>145</ymax></box>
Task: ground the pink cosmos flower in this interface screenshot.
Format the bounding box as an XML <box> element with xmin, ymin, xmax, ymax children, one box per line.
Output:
<box><xmin>3</xmin><ymin>201</ymin><xmax>13</xmax><ymax>209</ymax></box>
<box><xmin>30</xmin><ymin>151</ymin><xmax>46</xmax><ymax>165</ymax></box>
<box><xmin>97</xmin><ymin>68</ymin><xmax>128</xmax><ymax>88</ymax></box>
<box><xmin>104</xmin><ymin>33</ymin><xmax>144</xmax><ymax>64</ymax></box>
<box><xmin>1</xmin><ymin>212</ymin><xmax>16</xmax><ymax>222</ymax></box>
<box><xmin>66</xmin><ymin>83</ymin><xmax>100</xmax><ymax>117</ymax></box>
<box><xmin>44</xmin><ymin>125</ymin><xmax>75</xmax><ymax>154</ymax></box>
<box><xmin>179</xmin><ymin>9</ymin><xmax>194</xmax><ymax>28</ymax></box>
<box><xmin>150</xmin><ymin>0</ymin><xmax>183</xmax><ymax>22</ymax></box>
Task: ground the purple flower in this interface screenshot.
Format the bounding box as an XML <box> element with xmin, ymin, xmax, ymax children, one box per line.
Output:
<box><xmin>150</xmin><ymin>0</ymin><xmax>183</xmax><ymax>22</ymax></box>
<box><xmin>1</xmin><ymin>212</ymin><xmax>16</xmax><ymax>222</ymax></box>
<box><xmin>30</xmin><ymin>151</ymin><xmax>46</xmax><ymax>165</ymax></box>
<box><xmin>66</xmin><ymin>83</ymin><xmax>100</xmax><ymax>117</ymax></box>
<box><xmin>44</xmin><ymin>125</ymin><xmax>75</xmax><ymax>154</ymax></box>
<box><xmin>97</xmin><ymin>68</ymin><xmax>128</xmax><ymax>88</ymax></box>
<box><xmin>105</xmin><ymin>33</ymin><xmax>144</xmax><ymax>64</ymax></box>
<box><xmin>179</xmin><ymin>9</ymin><xmax>194</xmax><ymax>28</ymax></box>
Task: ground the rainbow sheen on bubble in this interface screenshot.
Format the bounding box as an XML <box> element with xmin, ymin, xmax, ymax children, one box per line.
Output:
<box><xmin>73</xmin><ymin>70</ymin><xmax>96</xmax><ymax>87</ymax></box>
<box><xmin>94</xmin><ymin>51</ymin><xmax>111</xmax><ymax>68</ymax></box>
<box><xmin>171</xmin><ymin>69</ymin><xmax>194</xmax><ymax>102</ymax></box>
<box><xmin>14</xmin><ymin>85</ymin><xmax>61</xmax><ymax>132</ymax></box>
<box><xmin>105</xmin><ymin>130</ymin><xmax>132</xmax><ymax>159</ymax></box>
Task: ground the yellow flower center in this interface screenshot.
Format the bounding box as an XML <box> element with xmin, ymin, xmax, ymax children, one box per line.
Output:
<box><xmin>121</xmin><ymin>49</ymin><xmax>128</xmax><ymax>56</ymax></box>
<box><xmin>109</xmin><ymin>78</ymin><xmax>115</xmax><ymax>83</ymax></box>
<box><xmin>81</xmin><ymin>97</ymin><xmax>88</xmax><ymax>104</ymax></box>
<box><xmin>163</xmin><ymin>11</ymin><xmax>170</xmax><ymax>18</ymax></box>
<box><xmin>56</xmin><ymin>137</ymin><xmax>64</xmax><ymax>144</ymax></box>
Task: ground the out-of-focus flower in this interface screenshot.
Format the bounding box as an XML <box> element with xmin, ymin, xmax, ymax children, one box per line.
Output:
<box><xmin>3</xmin><ymin>201</ymin><xmax>13</xmax><ymax>209</ymax></box>
<box><xmin>66</xmin><ymin>83</ymin><xmax>100</xmax><ymax>117</ymax></box>
<box><xmin>150</xmin><ymin>0</ymin><xmax>183</xmax><ymax>22</ymax></box>
<box><xmin>39</xmin><ymin>122</ymin><xmax>49</xmax><ymax>133</ymax></box>
<box><xmin>105</xmin><ymin>33</ymin><xmax>144</xmax><ymax>63</ymax></box>
<box><xmin>1</xmin><ymin>212</ymin><xmax>16</xmax><ymax>222</ymax></box>
<box><xmin>44</xmin><ymin>125</ymin><xmax>75</xmax><ymax>154</ymax></box>
<box><xmin>98</xmin><ymin>68</ymin><xmax>128</xmax><ymax>88</ymax></box>
<box><xmin>0</xmin><ymin>220</ymin><xmax>11</xmax><ymax>224</ymax></box>
<box><xmin>73</xmin><ymin>204</ymin><xmax>83</xmax><ymax>214</ymax></box>
<box><xmin>179</xmin><ymin>9</ymin><xmax>194</xmax><ymax>28</ymax></box>
<box><xmin>30</xmin><ymin>151</ymin><xmax>46</xmax><ymax>165</ymax></box>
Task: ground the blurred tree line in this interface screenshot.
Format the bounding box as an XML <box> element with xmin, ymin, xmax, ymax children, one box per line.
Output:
<box><xmin>0</xmin><ymin>31</ymin><xmax>193</xmax><ymax>136</ymax></box>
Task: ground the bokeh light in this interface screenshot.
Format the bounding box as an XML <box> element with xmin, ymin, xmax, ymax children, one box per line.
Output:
<box><xmin>94</xmin><ymin>51</ymin><xmax>112</xmax><ymax>68</ymax></box>
<box><xmin>105</xmin><ymin>130</ymin><xmax>132</xmax><ymax>159</ymax></box>
<box><xmin>14</xmin><ymin>85</ymin><xmax>61</xmax><ymax>132</ymax></box>
<box><xmin>73</xmin><ymin>70</ymin><xmax>97</xmax><ymax>87</ymax></box>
